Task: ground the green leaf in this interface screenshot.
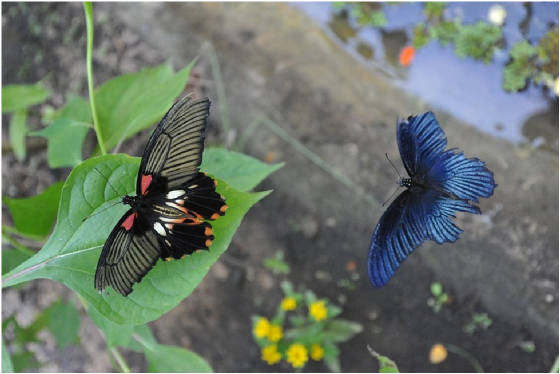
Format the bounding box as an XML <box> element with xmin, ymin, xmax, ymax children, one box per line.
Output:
<box><xmin>368</xmin><ymin>347</ymin><xmax>399</xmax><ymax>373</ymax></box>
<box><xmin>9</xmin><ymin>109</ymin><xmax>28</xmax><ymax>161</ymax></box>
<box><xmin>431</xmin><ymin>282</ymin><xmax>442</xmax><ymax>296</ymax></box>
<box><xmin>424</xmin><ymin>2</ymin><xmax>446</xmax><ymax>19</ymax></box>
<box><xmin>323</xmin><ymin>342</ymin><xmax>340</xmax><ymax>372</ymax></box>
<box><xmin>46</xmin><ymin>301</ymin><xmax>80</xmax><ymax>349</ymax></box>
<box><xmin>322</xmin><ymin>319</ymin><xmax>363</xmax><ymax>343</ymax></box>
<box><xmin>412</xmin><ymin>23</ymin><xmax>430</xmax><ymax>49</ymax></box>
<box><xmin>503</xmin><ymin>41</ymin><xmax>537</xmax><ymax>92</ymax></box>
<box><xmin>2</xmin><ymin>248</ymin><xmax>34</xmax><ymax>275</ymax></box>
<box><xmin>84</xmin><ymin>300</ymin><xmax>134</xmax><ymax>348</ymax></box>
<box><xmin>280</xmin><ymin>280</ymin><xmax>295</xmax><ymax>296</ymax></box>
<box><xmin>127</xmin><ymin>324</ymin><xmax>212</xmax><ymax>372</ymax></box>
<box><xmin>455</xmin><ymin>21</ymin><xmax>502</xmax><ymax>63</ymax></box>
<box><xmin>2</xmin><ymin>338</ymin><xmax>14</xmax><ymax>373</ymax></box>
<box><xmin>145</xmin><ymin>344</ymin><xmax>212</xmax><ymax>372</ymax></box>
<box><xmin>2</xmin><ymin>83</ymin><xmax>51</xmax><ymax>113</ymax></box>
<box><xmin>201</xmin><ymin>148</ymin><xmax>283</xmax><ymax>192</ymax></box>
<box><xmin>32</xmin><ymin>96</ymin><xmax>92</xmax><ymax>168</ymax></box>
<box><xmin>263</xmin><ymin>251</ymin><xmax>290</xmax><ymax>275</ymax></box>
<box><xmin>3</xmin><ymin>150</ymin><xmax>274</xmax><ymax>325</ymax></box>
<box><xmin>95</xmin><ymin>62</ymin><xmax>194</xmax><ymax>151</ymax></box>
<box><xmin>3</xmin><ymin>181</ymin><xmax>64</xmax><ymax>239</ymax></box>
<box><xmin>11</xmin><ymin>351</ymin><xmax>41</xmax><ymax>372</ymax></box>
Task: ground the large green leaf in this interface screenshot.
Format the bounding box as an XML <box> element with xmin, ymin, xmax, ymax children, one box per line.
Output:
<box><xmin>3</xmin><ymin>181</ymin><xmax>64</xmax><ymax>239</ymax></box>
<box><xmin>84</xmin><ymin>300</ymin><xmax>134</xmax><ymax>348</ymax></box>
<box><xmin>3</xmin><ymin>149</ymin><xmax>275</xmax><ymax>325</ymax></box>
<box><xmin>9</xmin><ymin>109</ymin><xmax>28</xmax><ymax>161</ymax></box>
<box><xmin>322</xmin><ymin>319</ymin><xmax>363</xmax><ymax>343</ymax></box>
<box><xmin>2</xmin><ymin>83</ymin><xmax>51</xmax><ymax>113</ymax></box>
<box><xmin>95</xmin><ymin>62</ymin><xmax>194</xmax><ymax>151</ymax></box>
<box><xmin>202</xmin><ymin>148</ymin><xmax>283</xmax><ymax>192</ymax></box>
<box><xmin>32</xmin><ymin>96</ymin><xmax>92</xmax><ymax>168</ymax></box>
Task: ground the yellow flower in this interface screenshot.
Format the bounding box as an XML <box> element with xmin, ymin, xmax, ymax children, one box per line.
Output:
<box><xmin>281</xmin><ymin>297</ymin><xmax>297</xmax><ymax>311</ymax></box>
<box><xmin>254</xmin><ymin>317</ymin><xmax>270</xmax><ymax>339</ymax></box>
<box><xmin>261</xmin><ymin>345</ymin><xmax>282</xmax><ymax>365</ymax></box>
<box><xmin>267</xmin><ymin>324</ymin><xmax>283</xmax><ymax>342</ymax></box>
<box><xmin>309</xmin><ymin>300</ymin><xmax>328</xmax><ymax>321</ymax></box>
<box><xmin>429</xmin><ymin>343</ymin><xmax>448</xmax><ymax>364</ymax></box>
<box><xmin>310</xmin><ymin>344</ymin><xmax>324</xmax><ymax>361</ymax></box>
<box><xmin>286</xmin><ymin>343</ymin><xmax>308</xmax><ymax>368</ymax></box>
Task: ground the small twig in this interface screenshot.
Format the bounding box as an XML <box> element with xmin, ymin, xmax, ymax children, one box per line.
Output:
<box><xmin>447</xmin><ymin>343</ymin><xmax>484</xmax><ymax>373</ymax></box>
<box><xmin>204</xmin><ymin>42</ymin><xmax>232</xmax><ymax>146</ymax></box>
<box><xmin>2</xmin><ymin>137</ymin><xmax>47</xmax><ymax>154</ymax></box>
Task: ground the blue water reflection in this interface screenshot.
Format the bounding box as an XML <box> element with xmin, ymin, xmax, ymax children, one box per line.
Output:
<box><xmin>294</xmin><ymin>2</ymin><xmax>558</xmax><ymax>146</ymax></box>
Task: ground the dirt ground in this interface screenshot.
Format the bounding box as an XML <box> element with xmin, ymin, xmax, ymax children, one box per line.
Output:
<box><xmin>2</xmin><ymin>3</ymin><xmax>558</xmax><ymax>372</ymax></box>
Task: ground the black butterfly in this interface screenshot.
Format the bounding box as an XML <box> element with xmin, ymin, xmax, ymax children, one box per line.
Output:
<box><xmin>95</xmin><ymin>96</ymin><xmax>228</xmax><ymax>296</ymax></box>
<box><xmin>368</xmin><ymin>112</ymin><xmax>496</xmax><ymax>287</ymax></box>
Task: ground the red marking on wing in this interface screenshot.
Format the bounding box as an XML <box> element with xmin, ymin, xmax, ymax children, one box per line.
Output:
<box><xmin>121</xmin><ymin>213</ymin><xmax>137</xmax><ymax>231</ymax></box>
<box><xmin>141</xmin><ymin>174</ymin><xmax>153</xmax><ymax>195</ymax></box>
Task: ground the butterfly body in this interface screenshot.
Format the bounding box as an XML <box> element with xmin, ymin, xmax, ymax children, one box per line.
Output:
<box><xmin>368</xmin><ymin>112</ymin><xmax>496</xmax><ymax>288</ymax></box>
<box><xmin>95</xmin><ymin>97</ymin><xmax>227</xmax><ymax>296</ymax></box>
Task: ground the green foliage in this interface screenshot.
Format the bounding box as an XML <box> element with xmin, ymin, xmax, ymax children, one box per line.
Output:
<box><xmin>32</xmin><ymin>96</ymin><xmax>92</xmax><ymax>168</ymax></box>
<box><xmin>263</xmin><ymin>251</ymin><xmax>291</xmax><ymax>275</ymax></box>
<box><xmin>367</xmin><ymin>346</ymin><xmax>399</xmax><ymax>373</ymax></box>
<box><xmin>46</xmin><ymin>301</ymin><xmax>81</xmax><ymax>349</ymax></box>
<box><xmin>1</xmin><ymin>248</ymin><xmax>34</xmax><ymax>275</ymax></box>
<box><xmin>3</xmin><ymin>181</ymin><xmax>64</xmax><ymax>239</ymax></box>
<box><xmin>2</xmin><ymin>82</ymin><xmax>51</xmax><ymax>161</ymax></box>
<box><xmin>503</xmin><ymin>41</ymin><xmax>537</xmax><ymax>92</ymax></box>
<box><xmin>2</xmin><ymin>83</ymin><xmax>50</xmax><ymax>113</ymax></box>
<box><xmin>463</xmin><ymin>312</ymin><xmax>493</xmax><ymax>335</ymax></box>
<box><xmin>3</xmin><ymin>150</ymin><xmax>276</xmax><ymax>325</ymax></box>
<box><xmin>2</xmin><ymin>338</ymin><xmax>14</xmax><ymax>373</ymax></box>
<box><xmin>202</xmin><ymin>147</ymin><xmax>284</xmax><ymax>192</ymax></box>
<box><xmin>412</xmin><ymin>23</ymin><xmax>430</xmax><ymax>49</ymax></box>
<box><xmin>95</xmin><ymin>62</ymin><xmax>194</xmax><ymax>151</ymax></box>
<box><xmin>454</xmin><ymin>21</ymin><xmax>502</xmax><ymax>63</ymax></box>
<box><xmin>424</xmin><ymin>2</ymin><xmax>446</xmax><ymax>20</ymax></box>
<box><xmin>517</xmin><ymin>340</ymin><xmax>536</xmax><ymax>353</ymax></box>
<box><xmin>427</xmin><ymin>281</ymin><xmax>449</xmax><ymax>313</ymax></box>
<box><xmin>9</xmin><ymin>109</ymin><xmax>28</xmax><ymax>161</ymax></box>
<box><xmin>251</xmin><ymin>280</ymin><xmax>362</xmax><ymax>371</ymax></box>
<box><xmin>3</xmin><ymin>300</ymin><xmax>80</xmax><ymax>371</ymax></box>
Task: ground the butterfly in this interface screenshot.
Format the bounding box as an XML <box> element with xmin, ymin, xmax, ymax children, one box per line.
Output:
<box><xmin>368</xmin><ymin>112</ymin><xmax>496</xmax><ymax>287</ymax></box>
<box><xmin>95</xmin><ymin>96</ymin><xmax>228</xmax><ymax>296</ymax></box>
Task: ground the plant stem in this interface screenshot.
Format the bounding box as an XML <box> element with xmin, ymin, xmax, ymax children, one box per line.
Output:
<box><xmin>83</xmin><ymin>2</ymin><xmax>106</xmax><ymax>155</ymax></box>
<box><xmin>205</xmin><ymin>42</ymin><xmax>232</xmax><ymax>146</ymax></box>
<box><xmin>259</xmin><ymin>116</ymin><xmax>380</xmax><ymax>207</ymax></box>
<box><xmin>447</xmin><ymin>343</ymin><xmax>484</xmax><ymax>373</ymax></box>
<box><xmin>110</xmin><ymin>347</ymin><xmax>131</xmax><ymax>373</ymax></box>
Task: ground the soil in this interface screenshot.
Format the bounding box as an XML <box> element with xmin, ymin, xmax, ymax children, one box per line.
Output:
<box><xmin>2</xmin><ymin>3</ymin><xmax>558</xmax><ymax>373</ymax></box>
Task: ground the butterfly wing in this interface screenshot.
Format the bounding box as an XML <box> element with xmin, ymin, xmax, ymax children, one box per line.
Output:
<box><xmin>95</xmin><ymin>210</ymin><xmax>161</xmax><ymax>296</ymax></box>
<box><xmin>137</xmin><ymin>96</ymin><xmax>210</xmax><ymax>195</ymax></box>
<box><xmin>367</xmin><ymin>186</ymin><xmax>482</xmax><ymax>287</ymax></box>
<box><xmin>397</xmin><ymin>111</ymin><xmax>447</xmax><ymax>177</ymax></box>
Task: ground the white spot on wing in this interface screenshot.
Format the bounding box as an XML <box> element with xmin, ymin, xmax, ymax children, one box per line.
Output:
<box><xmin>166</xmin><ymin>190</ymin><xmax>185</xmax><ymax>199</ymax></box>
<box><xmin>154</xmin><ymin>222</ymin><xmax>167</xmax><ymax>236</ymax></box>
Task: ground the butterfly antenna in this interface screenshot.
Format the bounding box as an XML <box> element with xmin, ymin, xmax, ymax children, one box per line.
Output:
<box><xmin>385</xmin><ymin>153</ymin><xmax>402</xmax><ymax>179</ymax></box>
<box><xmin>82</xmin><ymin>201</ymin><xmax>122</xmax><ymax>222</ymax></box>
<box><xmin>92</xmin><ymin>167</ymin><xmax>121</xmax><ymax>196</ymax></box>
<box><xmin>382</xmin><ymin>185</ymin><xmax>402</xmax><ymax>207</ymax></box>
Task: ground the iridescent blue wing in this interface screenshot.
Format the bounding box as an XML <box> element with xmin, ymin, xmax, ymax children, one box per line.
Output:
<box><xmin>367</xmin><ymin>187</ymin><xmax>481</xmax><ymax>287</ymax></box>
<box><xmin>397</xmin><ymin>112</ymin><xmax>447</xmax><ymax>177</ymax></box>
<box><xmin>425</xmin><ymin>149</ymin><xmax>496</xmax><ymax>202</ymax></box>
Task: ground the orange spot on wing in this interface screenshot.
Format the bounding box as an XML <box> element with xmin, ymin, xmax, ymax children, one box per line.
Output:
<box><xmin>210</xmin><ymin>213</ymin><xmax>220</xmax><ymax>220</ymax></box>
<box><xmin>204</xmin><ymin>227</ymin><xmax>213</xmax><ymax>236</ymax></box>
<box><xmin>205</xmin><ymin>239</ymin><xmax>213</xmax><ymax>247</ymax></box>
<box><xmin>141</xmin><ymin>174</ymin><xmax>153</xmax><ymax>195</ymax></box>
<box><xmin>220</xmin><ymin>204</ymin><xmax>228</xmax><ymax>213</ymax></box>
<box><xmin>164</xmin><ymin>257</ymin><xmax>172</xmax><ymax>262</ymax></box>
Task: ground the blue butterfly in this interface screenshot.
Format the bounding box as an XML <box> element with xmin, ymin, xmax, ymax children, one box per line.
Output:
<box><xmin>368</xmin><ymin>112</ymin><xmax>496</xmax><ymax>287</ymax></box>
